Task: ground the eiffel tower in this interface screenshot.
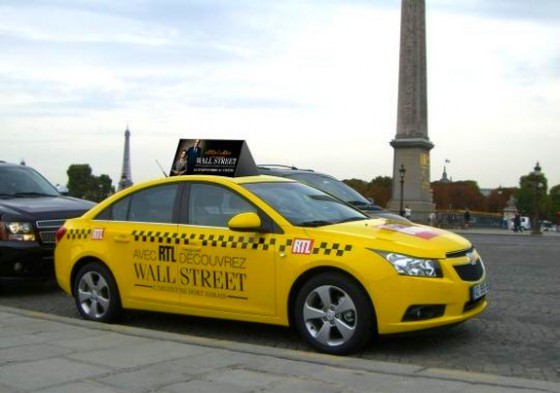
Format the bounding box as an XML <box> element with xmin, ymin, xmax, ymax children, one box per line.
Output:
<box><xmin>118</xmin><ymin>126</ymin><xmax>133</xmax><ymax>191</ymax></box>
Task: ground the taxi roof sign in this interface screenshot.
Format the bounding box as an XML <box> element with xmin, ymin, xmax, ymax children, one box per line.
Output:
<box><xmin>170</xmin><ymin>139</ymin><xmax>259</xmax><ymax>177</ymax></box>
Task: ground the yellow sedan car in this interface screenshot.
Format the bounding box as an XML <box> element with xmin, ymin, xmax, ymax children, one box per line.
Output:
<box><xmin>55</xmin><ymin>174</ymin><xmax>488</xmax><ymax>355</ymax></box>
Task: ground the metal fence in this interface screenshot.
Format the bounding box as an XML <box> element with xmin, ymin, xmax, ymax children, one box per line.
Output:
<box><xmin>390</xmin><ymin>209</ymin><xmax>505</xmax><ymax>229</ymax></box>
<box><xmin>434</xmin><ymin>210</ymin><xmax>504</xmax><ymax>229</ymax></box>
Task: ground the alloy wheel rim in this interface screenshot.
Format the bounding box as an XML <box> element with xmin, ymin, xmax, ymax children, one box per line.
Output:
<box><xmin>77</xmin><ymin>271</ymin><xmax>110</xmax><ymax>319</ymax></box>
<box><xmin>302</xmin><ymin>284</ymin><xmax>357</xmax><ymax>347</ymax></box>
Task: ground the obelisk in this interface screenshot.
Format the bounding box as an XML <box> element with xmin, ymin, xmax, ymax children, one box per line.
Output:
<box><xmin>387</xmin><ymin>0</ymin><xmax>435</xmax><ymax>220</ymax></box>
<box><xmin>118</xmin><ymin>126</ymin><xmax>133</xmax><ymax>191</ymax></box>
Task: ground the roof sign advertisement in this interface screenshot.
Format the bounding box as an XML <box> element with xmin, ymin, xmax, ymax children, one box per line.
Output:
<box><xmin>170</xmin><ymin>139</ymin><xmax>259</xmax><ymax>177</ymax></box>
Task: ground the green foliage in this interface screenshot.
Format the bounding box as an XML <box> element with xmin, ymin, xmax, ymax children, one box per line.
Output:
<box><xmin>550</xmin><ymin>185</ymin><xmax>560</xmax><ymax>223</ymax></box>
<box><xmin>67</xmin><ymin>164</ymin><xmax>93</xmax><ymax>200</ymax></box>
<box><xmin>66</xmin><ymin>164</ymin><xmax>115</xmax><ymax>202</ymax></box>
<box><xmin>343</xmin><ymin>176</ymin><xmax>392</xmax><ymax>207</ymax></box>
<box><xmin>342</xmin><ymin>170</ymin><xmax>559</xmax><ymax>222</ymax></box>
<box><xmin>514</xmin><ymin>171</ymin><xmax>549</xmax><ymax>218</ymax></box>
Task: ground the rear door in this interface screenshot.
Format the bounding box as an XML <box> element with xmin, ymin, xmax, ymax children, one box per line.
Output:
<box><xmin>97</xmin><ymin>183</ymin><xmax>182</xmax><ymax>306</ymax></box>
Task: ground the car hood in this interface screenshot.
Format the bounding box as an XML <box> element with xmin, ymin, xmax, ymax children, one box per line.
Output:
<box><xmin>0</xmin><ymin>196</ymin><xmax>96</xmax><ymax>220</ymax></box>
<box><xmin>307</xmin><ymin>219</ymin><xmax>471</xmax><ymax>258</ymax></box>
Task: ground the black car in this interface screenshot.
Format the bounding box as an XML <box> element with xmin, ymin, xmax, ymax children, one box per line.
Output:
<box><xmin>0</xmin><ymin>161</ymin><xmax>96</xmax><ymax>279</ymax></box>
<box><xmin>257</xmin><ymin>165</ymin><xmax>407</xmax><ymax>222</ymax></box>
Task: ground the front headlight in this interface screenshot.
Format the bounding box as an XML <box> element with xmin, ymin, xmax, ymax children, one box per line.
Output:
<box><xmin>1</xmin><ymin>221</ymin><xmax>36</xmax><ymax>241</ymax></box>
<box><xmin>377</xmin><ymin>251</ymin><xmax>442</xmax><ymax>278</ymax></box>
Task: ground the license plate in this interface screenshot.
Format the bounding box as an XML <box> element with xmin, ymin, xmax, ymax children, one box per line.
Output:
<box><xmin>470</xmin><ymin>280</ymin><xmax>489</xmax><ymax>301</ymax></box>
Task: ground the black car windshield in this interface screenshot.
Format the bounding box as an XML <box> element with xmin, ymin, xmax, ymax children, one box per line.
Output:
<box><xmin>0</xmin><ymin>166</ymin><xmax>59</xmax><ymax>198</ymax></box>
<box><xmin>243</xmin><ymin>181</ymin><xmax>367</xmax><ymax>227</ymax></box>
<box><xmin>286</xmin><ymin>172</ymin><xmax>371</xmax><ymax>205</ymax></box>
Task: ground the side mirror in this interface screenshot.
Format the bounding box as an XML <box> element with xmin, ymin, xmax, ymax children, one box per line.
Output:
<box><xmin>56</xmin><ymin>184</ymin><xmax>69</xmax><ymax>195</ymax></box>
<box><xmin>228</xmin><ymin>212</ymin><xmax>262</xmax><ymax>232</ymax></box>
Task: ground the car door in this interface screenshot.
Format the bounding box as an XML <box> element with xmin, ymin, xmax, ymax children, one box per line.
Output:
<box><xmin>98</xmin><ymin>183</ymin><xmax>181</xmax><ymax>307</ymax></box>
<box><xmin>175</xmin><ymin>182</ymin><xmax>278</xmax><ymax>317</ymax></box>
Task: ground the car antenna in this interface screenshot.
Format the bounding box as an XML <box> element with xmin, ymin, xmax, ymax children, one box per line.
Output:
<box><xmin>155</xmin><ymin>159</ymin><xmax>168</xmax><ymax>177</ymax></box>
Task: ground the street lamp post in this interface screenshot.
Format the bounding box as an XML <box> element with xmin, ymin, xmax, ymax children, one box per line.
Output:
<box><xmin>399</xmin><ymin>164</ymin><xmax>406</xmax><ymax>217</ymax></box>
<box><xmin>497</xmin><ymin>186</ymin><xmax>505</xmax><ymax>229</ymax></box>
<box><xmin>531</xmin><ymin>162</ymin><xmax>543</xmax><ymax>235</ymax></box>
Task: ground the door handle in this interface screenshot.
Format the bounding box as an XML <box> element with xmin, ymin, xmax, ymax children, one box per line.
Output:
<box><xmin>115</xmin><ymin>234</ymin><xmax>130</xmax><ymax>243</ymax></box>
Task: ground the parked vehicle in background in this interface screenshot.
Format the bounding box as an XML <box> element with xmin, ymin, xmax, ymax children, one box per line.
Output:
<box><xmin>0</xmin><ymin>161</ymin><xmax>96</xmax><ymax>279</ymax></box>
<box><xmin>541</xmin><ymin>220</ymin><xmax>555</xmax><ymax>232</ymax></box>
<box><xmin>257</xmin><ymin>165</ymin><xmax>407</xmax><ymax>222</ymax></box>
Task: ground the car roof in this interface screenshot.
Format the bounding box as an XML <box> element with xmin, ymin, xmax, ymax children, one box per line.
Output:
<box><xmin>257</xmin><ymin>164</ymin><xmax>320</xmax><ymax>176</ymax></box>
<box><xmin>124</xmin><ymin>174</ymin><xmax>294</xmax><ymax>191</ymax></box>
<box><xmin>0</xmin><ymin>161</ymin><xmax>37</xmax><ymax>170</ymax></box>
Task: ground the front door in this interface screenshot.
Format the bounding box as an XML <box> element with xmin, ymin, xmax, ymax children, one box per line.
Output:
<box><xmin>175</xmin><ymin>183</ymin><xmax>277</xmax><ymax>316</ymax></box>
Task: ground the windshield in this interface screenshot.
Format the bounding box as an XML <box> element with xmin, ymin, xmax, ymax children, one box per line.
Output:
<box><xmin>0</xmin><ymin>165</ymin><xmax>59</xmax><ymax>198</ymax></box>
<box><xmin>286</xmin><ymin>172</ymin><xmax>371</xmax><ymax>205</ymax></box>
<box><xmin>243</xmin><ymin>181</ymin><xmax>367</xmax><ymax>227</ymax></box>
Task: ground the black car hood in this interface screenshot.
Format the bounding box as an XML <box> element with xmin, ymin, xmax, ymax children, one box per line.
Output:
<box><xmin>0</xmin><ymin>196</ymin><xmax>96</xmax><ymax>221</ymax></box>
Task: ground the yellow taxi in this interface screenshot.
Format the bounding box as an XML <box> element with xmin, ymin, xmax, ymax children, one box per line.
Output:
<box><xmin>55</xmin><ymin>174</ymin><xmax>488</xmax><ymax>355</ymax></box>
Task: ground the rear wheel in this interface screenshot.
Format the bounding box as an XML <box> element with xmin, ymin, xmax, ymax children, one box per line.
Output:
<box><xmin>294</xmin><ymin>272</ymin><xmax>375</xmax><ymax>355</ymax></box>
<box><xmin>73</xmin><ymin>262</ymin><xmax>122</xmax><ymax>323</ymax></box>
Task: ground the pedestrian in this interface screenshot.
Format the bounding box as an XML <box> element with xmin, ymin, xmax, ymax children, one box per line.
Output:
<box><xmin>513</xmin><ymin>211</ymin><xmax>522</xmax><ymax>232</ymax></box>
<box><xmin>404</xmin><ymin>205</ymin><xmax>412</xmax><ymax>220</ymax></box>
<box><xmin>463</xmin><ymin>208</ymin><xmax>471</xmax><ymax>229</ymax></box>
<box><xmin>428</xmin><ymin>211</ymin><xmax>436</xmax><ymax>226</ymax></box>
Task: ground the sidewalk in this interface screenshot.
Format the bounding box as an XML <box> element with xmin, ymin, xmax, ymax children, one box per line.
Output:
<box><xmin>1</xmin><ymin>306</ymin><xmax>559</xmax><ymax>393</ymax></box>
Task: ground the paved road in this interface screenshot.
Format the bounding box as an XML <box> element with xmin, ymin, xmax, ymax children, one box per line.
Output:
<box><xmin>1</xmin><ymin>232</ymin><xmax>559</xmax><ymax>383</ymax></box>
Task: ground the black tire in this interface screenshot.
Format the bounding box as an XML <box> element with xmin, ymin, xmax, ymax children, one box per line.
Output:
<box><xmin>294</xmin><ymin>272</ymin><xmax>375</xmax><ymax>355</ymax></box>
<box><xmin>73</xmin><ymin>262</ymin><xmax>122</xmax><ymax>323</ymax></box>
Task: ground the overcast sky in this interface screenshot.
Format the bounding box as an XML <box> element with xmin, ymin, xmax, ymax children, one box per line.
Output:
<box><xmin>1</xmin><ymin>0</ymin><xmax>559</xmax><ymax>191</ymax></box>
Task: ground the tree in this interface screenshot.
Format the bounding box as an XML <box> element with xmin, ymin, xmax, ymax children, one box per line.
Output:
<box><xmin>550</xmin><ymin>184</ymin><xmax>560</xmax><ymax>224</ymax></box>
<box><xmin>67</xmin><ymin>164</ymin><xmax>114</xmax><ymax>202</ymax></box>
<box><xmin>343</xmin><ymin>176</ymin><xmax>392</xmax><ymax>207</ymax></box>
<box><xmin>431</xmin><ymin>180</ymin><xmax>485</xmax><ymax>211</ymax></box>
<box><xmin>67</xmin><ymin>164</ymin><xmax>93</xmax><ymax>199</ymax></box>
<box><xmin>485</xmin><ymin>187</ymin><xmax>516</xmax><ymax>213</ymax></box>
<box><xmin>514</xmin><ymin>170</ymin><xmax>549</xmax><ymax>219</ymax></box>
<box><xmin>369</xmin><ymin>176</ymin><xmax>392</xmax><ymax>207</ymax></box>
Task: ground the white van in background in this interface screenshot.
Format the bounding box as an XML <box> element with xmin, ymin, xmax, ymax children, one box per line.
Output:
<box><xmin>509</xmin><ymin>216</ymin><xmax>531</xmax><ymax>231</ymax></box>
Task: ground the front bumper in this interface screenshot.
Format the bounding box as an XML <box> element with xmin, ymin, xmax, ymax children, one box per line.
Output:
<box><xmin>371</xmin><ymin>250</ymin><xmax>488</xmax><ymax>334</ymax></box>
<box><xmin>0</xmin><ymin>241</ymin><xmax>55</xmax><ymax>279</ymax></box>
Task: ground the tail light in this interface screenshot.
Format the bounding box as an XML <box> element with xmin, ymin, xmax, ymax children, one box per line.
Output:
<box><xmin>55</xmin><ymin>226</ymin><xmax>67</xmax><ymax>244</ymax></box>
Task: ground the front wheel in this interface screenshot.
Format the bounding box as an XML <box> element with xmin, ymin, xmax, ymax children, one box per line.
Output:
<box><xmin>73</xmin><ymin>262</ymin><xmax>122</xmax><ymax>323</ymax></box>
<box><xmin>294</xmin><ymin>272</ymin><xmax>375</xmax><ymax>355</ymax></box>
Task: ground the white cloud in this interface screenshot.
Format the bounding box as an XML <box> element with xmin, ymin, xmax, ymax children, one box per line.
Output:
<box><xmin>1</xmin><ymin>0</ymin><xmax>559</xmax><ymax>191</ymax></box>
<box><xmin>0</xmin><ymin>5</ymin><xmax>177</xmax><ymax>45</ymax></box>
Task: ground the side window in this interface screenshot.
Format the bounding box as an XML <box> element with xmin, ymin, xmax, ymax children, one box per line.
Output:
<box><xmin>112</xmin><ymin>198</ymin><xmax>130</xmax><ymax>221</ymax></box>
<box><xmin>96</xmin><ymin>184</ymin><xmax>179</xmax><ymax>223</ymax></box>
<box><xmin>187</xmin><ymin>183</ymin><xmax>256</xmax><ymax>227</ymax></box>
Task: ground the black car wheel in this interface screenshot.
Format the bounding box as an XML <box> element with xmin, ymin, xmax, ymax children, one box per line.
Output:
<box><xmin>294</xmin><ymin>272</ymin><xmax>375</xmax><ymax>355</ymax></box>
<box><xmin>73</xmin><ymin>262</ymin><xmax>122</xmax><ymax>323</ymax></box>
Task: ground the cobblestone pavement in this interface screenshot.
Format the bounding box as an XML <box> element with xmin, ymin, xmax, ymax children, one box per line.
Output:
<box><xmin>1</xmin><ymin>231</ymin><xmax>559</xmax><ymax>383</ymax></box>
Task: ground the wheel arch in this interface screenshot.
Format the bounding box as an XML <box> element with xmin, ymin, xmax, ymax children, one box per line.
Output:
<box><xmin>287</xmin><ymin>266</ymin><xmax>378</xmax><ymax>334</ymax></box>
<box><xmin>70</xmin><ymin>257</ymin><xmax>117</xmax><ymax>297</ymax></box>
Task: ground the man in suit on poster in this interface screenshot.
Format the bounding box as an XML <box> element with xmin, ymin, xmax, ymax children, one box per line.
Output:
<box><xmin>186</xmin><ymin>139</ymin><xmax>201</xmax><ymax>174</ymax></box>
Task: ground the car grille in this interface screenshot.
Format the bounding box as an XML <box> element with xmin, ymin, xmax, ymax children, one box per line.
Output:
<box><xmin>36</xmin><ymin>219</ymin><xmax>66</xmax><ymax>245</ymax></box>
<box><xmin>446</xmin><ymin>246</ymin><xmax>473</xmax><ymax>259</ymax></box>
